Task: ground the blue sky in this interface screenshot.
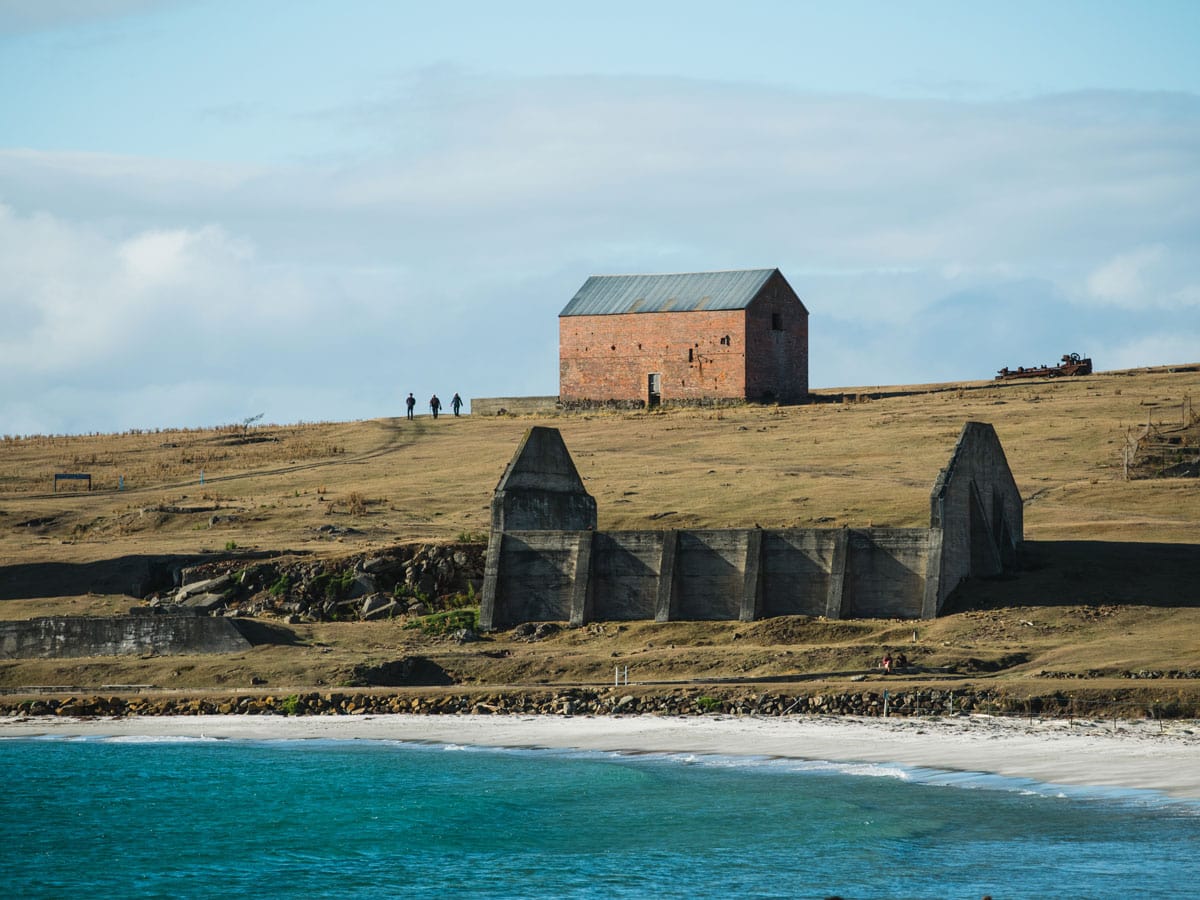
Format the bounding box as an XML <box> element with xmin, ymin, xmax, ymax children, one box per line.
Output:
<box><xmin>1</xmin><ymin>0</ymin><xmax>1198</xmax><ymax>433</ymax></box>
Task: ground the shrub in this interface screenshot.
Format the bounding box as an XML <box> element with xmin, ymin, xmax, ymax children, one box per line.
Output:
<box><xmin>311</xmin><ymin>569</ymin><xmax>357</xmax><ymax>601</ymax></box>
<box><xmin>696</xmin><ymin>695</ymin><xmax>722</xmax><ymax>712</ymax></box>
<box><xmin>404</xmin><ymin>607</ymin><xmax>479</xmax><ymax>636</ymax></box>
<box><xmin>280</xmin><ymin>694</ymin><xmax>303</xmax><ymax>716</ymax></box>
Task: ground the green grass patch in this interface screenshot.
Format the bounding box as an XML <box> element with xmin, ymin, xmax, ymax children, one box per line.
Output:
<box><xmin>404</xmin><ymin>606</ymin><xmax>479</xmax><ymax>636</ymax></box>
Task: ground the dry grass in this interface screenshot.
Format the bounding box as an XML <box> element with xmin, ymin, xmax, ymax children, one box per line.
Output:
<box><xmin>4</xmin><ymin>366</ymin><xmax>1199</xmax><ymax>557</ymax></box>
<box><xmin>2</xmin><ymin>364</ymin><xmax>1199</xmax><ymax>698</ymax></box>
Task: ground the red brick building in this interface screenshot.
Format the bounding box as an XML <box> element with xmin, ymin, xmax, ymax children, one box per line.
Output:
<box><xmin>559</xmin><ymin>268</ymin><xmax>808</xmax><ymax>407</ymax></box>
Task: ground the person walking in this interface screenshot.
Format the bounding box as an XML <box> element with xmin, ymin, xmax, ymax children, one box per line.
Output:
<box><xmin>451</xmin><ymin>393</ymin><xmax>463</xmax><ymax>417</ymax></box>
<box><xmin>430</xmin><ymin>394</ymin><xmax>442</xmax><ymax>419</ymax></box>
<box><xmin>405</xmin><ymin>393</ymin><xmax>415</xmax><ymax>421</ymax></box>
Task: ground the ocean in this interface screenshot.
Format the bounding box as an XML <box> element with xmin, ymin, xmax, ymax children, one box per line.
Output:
<box><xmin>2</xmin><ymin>735</ymin><xmax>1196</xmax><ymax>899</ymax></box>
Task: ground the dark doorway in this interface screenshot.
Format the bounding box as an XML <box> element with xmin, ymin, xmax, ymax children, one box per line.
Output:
<box><xmin>647</xmin><ymin>373</ymin><xmax>661</xmax><ymax>408</ymax></box>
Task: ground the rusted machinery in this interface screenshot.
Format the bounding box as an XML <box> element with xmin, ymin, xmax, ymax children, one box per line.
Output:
<box><xmin>996</xmin><ymin>352</ymin><xmax>1092</xmax><ymax>381</ymax></box>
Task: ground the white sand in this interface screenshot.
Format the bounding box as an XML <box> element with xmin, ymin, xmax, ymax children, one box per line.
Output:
<box><xmin>4</xmin><ymin>712</ymin><xmax>1199</xmax><ymax>800</ymax></box>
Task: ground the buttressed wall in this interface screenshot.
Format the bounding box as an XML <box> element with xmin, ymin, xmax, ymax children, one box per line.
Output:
<box><xmin>480</xmin><ymin>422</ymin><xmax>1021</xmax><ymax>630</ymax></box>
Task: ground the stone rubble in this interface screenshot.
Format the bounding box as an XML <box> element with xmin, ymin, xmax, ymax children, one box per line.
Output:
<box><xmin>139</xmin><ymin>542</ymin><xmax>486</xmax><ymax>623</ymax></box>
<box><xmin>4</xmin><ymin>685</ymin><xmax>1176</xmax><ymax>720</ymax></box>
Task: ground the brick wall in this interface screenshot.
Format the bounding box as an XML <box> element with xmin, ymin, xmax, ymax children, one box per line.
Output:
<box><xmin>559</xmin><ymin>309</ymin><xmax>748</xmax><ymax>403</ymax></box>
<box><xmin>745</xmin><ymin>274</ymin><xmax>809</xmax><ymax>401</ymax></box>
<box><xmin>558</xmin><ymin>271</ymin><xmax>808</xmax><ymax>403</ymax></box>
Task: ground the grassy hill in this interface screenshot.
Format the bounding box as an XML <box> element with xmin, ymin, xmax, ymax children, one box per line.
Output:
<box><xmin>2</xmin><ymin>364</ymin><xmax>1198</xmax><ymax>710</ymax></box>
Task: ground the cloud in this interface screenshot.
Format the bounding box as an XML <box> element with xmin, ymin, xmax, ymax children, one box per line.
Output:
<box><xmin>0</xmin><ymin>0</ymin><xmax>174</xmax><ymax>36</ymax></box>
<box><xmin>0</xmin><ymin>201</ymin><xmax>562</xmax><ymax>434</ymax></box>
<box><xmin>1085</xmin><ymin>245</ymin><xmax>1200</xmax><ymax>309</ymax></box>
<box><xmin>2</xmin><ymin>74</ymin><xmax>1199</xmax><ymax>431</ymax></box>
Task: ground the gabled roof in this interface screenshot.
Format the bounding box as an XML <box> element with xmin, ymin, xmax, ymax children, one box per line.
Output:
<box><xmin>560</xmin><ymin>268</ymin><xmax>788</xmax><ymax>317</ymax></box>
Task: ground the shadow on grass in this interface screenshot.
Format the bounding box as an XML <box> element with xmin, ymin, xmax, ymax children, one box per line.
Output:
<box><xmin>0</xmin><ymin>555</ymin><xmax>214</xmax><ymax>601</ymax></box>
<box><xmin>230</xmin><ymin>619</ymin><xmax>301</xmax><ymax>646</ymax></box>
<box><xmin>944</xmin><ymin>540</ymin><xmax>1200</xmax><ymax>612</ymax></box>
<box><xmin>0</xmin><ymin>550</ymin><xmax>300</xmax><ymax>602</ymax></box>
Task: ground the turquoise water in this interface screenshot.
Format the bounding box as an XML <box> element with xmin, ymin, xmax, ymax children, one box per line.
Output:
<box><xmin>2</xmin><ymin>736</ymin><xmax>1196</xmax><ymax>899</ymax></box>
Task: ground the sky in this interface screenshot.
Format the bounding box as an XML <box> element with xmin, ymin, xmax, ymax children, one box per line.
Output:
<box><xmin>1</xmin><ymin>0</ymin><xmax>1198</xmax><ymax>434</ymax></box>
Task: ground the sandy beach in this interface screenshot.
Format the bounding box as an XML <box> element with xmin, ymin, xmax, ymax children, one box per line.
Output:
<box><xmin>4</xmin><ymin>712</ymin><xmax>1198</xmax><ymax>800</ymax></box>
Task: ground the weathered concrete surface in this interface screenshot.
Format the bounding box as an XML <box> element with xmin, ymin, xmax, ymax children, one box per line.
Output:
<box><xmin>481</xmin><ymin>422</ymin><xmax>1022</xmax><ymax>628</ymax></box>
<box><xmin>490</xmin><ymin>426</ymin><xmax>597</xmax><ymax>533</ymax></box>
<box><xmin>482</xmin><ymin>526</ymin><xmax>937</xmax><ymax>629</ymax></box>
<box><xmin>927</xmin><ymin>421</ymin><xmax>1024</xmax><ymax>616</ymax></box>
<box><xmin>0</xmin><ymin>616</ymin><xmax>252</xmax><ymax>659</ymax></box>
<box><xmin>842</xmin><ymin>529</ymin><xmax>932</xmax><ymax>619</ymax></box>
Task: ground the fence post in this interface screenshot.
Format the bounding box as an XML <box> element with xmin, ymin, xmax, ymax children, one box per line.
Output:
<box><xmin>883</xmin><ymin>690</ymin><xmax>889</xmax><ymax>718</ymax></box>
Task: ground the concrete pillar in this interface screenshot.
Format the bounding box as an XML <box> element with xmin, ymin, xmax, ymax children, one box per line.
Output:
<box><xmin>479</xmin><ymin>532</ymin><xmax>505</xmax><ymax>631</ymax></box>
<box><xmin>568</xmin><ymin>531</ymin><xmax>595</xmax><ymax>627</ymax></box>
<box><xmin>739</xmin><ymin>529</ymin><xmax>764</xmax><ymax>622</ymax></box>
<box><xmin>920</xmin><ymin>528</ymin><xmax>944</xmax><ymax>619</ymax></box>
<box><xmin>824</xmin><ymin>529</ymin><xmax>849</xmax><ymax>619</ymax></box>
<box><xmin>969</xmin><ymin>480</ymin><xmax>1004</xmax><ymax>576</ymax></box>
<box><xmin>655</xmin><ymin>530</ymin><xmax>679</xmax><ymax>623</ymax></box>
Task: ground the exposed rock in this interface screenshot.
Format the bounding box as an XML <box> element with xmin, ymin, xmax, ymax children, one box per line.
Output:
<box><xmin>361</xmin><ymin>596</ymin><xmax>398</xmax><ymax>621</ymax></box>
<box><xmin>348</xmin><ymin>573</ymin><xmax>376</xmax><ymax>598</ymax></box>
<box><xmin>176</xmin><ymin>574</ymin><xmax>231</xmax><ymax>600</ymax></box>
<box><xmin>180</xmin><ymin>593</ymin><xmax>227</xmax><ymax>613</ymax></box>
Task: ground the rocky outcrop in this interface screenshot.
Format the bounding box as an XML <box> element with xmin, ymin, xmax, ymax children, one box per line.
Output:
<box><xmin>139</xmin><ymin>542</ymin><xmax>486</xmax><ymax>623</ymax></box>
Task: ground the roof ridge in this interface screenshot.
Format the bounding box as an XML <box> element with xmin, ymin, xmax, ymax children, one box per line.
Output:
<box><xmin>587</xmin><ymin>267</ymin><xmax>777</xmax><ymax>278</ymax></box>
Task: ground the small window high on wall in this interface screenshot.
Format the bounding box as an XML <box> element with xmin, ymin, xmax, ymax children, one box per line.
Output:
<box><xmin>771</xmin><ymin>313</ymin><xmax>782</xmax><ymax>330</ymax></box>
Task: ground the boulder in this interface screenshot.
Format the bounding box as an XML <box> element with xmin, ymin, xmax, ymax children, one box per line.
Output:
<box><xmin>176</xmin><ymin>574</ymin><xmax>231</xmax><ymax>601</ymax></box>
<box><xmin>348</xmin><ymin>573</ymin><xmax>376</xmax><ymax>599</ymax></box>
<box><xmin>180</xmin><ymin>593</ymin><xmax>227</xmax><ymax>613</ymax></box>
<box><xmin>361</xmin><ymin>596</ymin><xmax>398</xmax><ymax>621</ymax></box>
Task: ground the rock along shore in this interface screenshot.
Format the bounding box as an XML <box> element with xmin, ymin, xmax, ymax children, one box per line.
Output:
<box><xmin>1</xmin><ymin>684</ymin><xmax>1184</xmax><ymax>720</ymax></box>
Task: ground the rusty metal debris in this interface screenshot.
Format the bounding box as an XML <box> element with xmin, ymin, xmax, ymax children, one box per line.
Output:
<box><xmin>995</xmin><ymin>352</ymin><xmax>1093</xmax><ymax>381</ymax></box>
<box><xmin>1123</xmin><ymin>395</ymin><xmax>1199</xmax><ymax>479</ymax></box>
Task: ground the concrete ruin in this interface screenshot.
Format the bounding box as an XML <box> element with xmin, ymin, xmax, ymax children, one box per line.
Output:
<box><xmin>480</xmin><ymin>423</ymin><xmax>1022</xmax><ymax>629</ymax></box>
<box><xmin>0</xmin><ymin>615</ymin><xmax>252</xmax><ymax>659</ymax></box>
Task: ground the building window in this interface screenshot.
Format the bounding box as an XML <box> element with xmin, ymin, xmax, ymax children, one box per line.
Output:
<box><xmin>720</xmin><ymin>335</ymin><xmax>730</xmax><ymax>346</ymax></box>
<box><xmin>688</xmin><ymin>348</ymin><xmax>694</xmax><ymax>362</ymax></box>
<box><xmin>771</xmin><ymin>313</ymin><xmax>782</xmax><ymax>331</ymax></box>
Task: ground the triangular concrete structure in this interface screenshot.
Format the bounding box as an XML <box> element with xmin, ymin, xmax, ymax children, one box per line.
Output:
<box><xmin>490</xmin><ymin>427</ymin><xmax>597</xmax><ymax>533</ymax></box>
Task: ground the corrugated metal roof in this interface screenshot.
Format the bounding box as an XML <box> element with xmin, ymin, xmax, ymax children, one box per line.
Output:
<box><xmin>559</xmin><ymin>268</ymin><xmax>780</xmax><ymax>317</ymax></box>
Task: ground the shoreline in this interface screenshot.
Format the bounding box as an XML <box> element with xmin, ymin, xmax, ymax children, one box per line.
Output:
<box><xmin>4</xmin><ymin>712</ymin><xmax>1199</xmax><ymax>801</ymax></box>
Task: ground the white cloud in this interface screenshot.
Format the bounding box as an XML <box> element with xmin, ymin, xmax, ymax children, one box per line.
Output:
<box><xmin>1085</xmin><ymin>245</ymin><xmax>1200</xmax><ymax>309</ymax></box>
<box><xmin>1095</xmin><ymin>333</ymin><xmax>1200</xmax><ymax>371</ymax></box>
<box><xmin>1087</xmin><ymin>246</ymin><xmax>1163</xmax><ymax>303</ymax></box>
<box><xmin>118</xmin><ymin>226</ymin><xmax>250</xmax><ymax>287</ymax></box>
<box><xmin>2</xmin><ymin>77</ymin><xmax>1199</xmax><ymax>431</ymax></box>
